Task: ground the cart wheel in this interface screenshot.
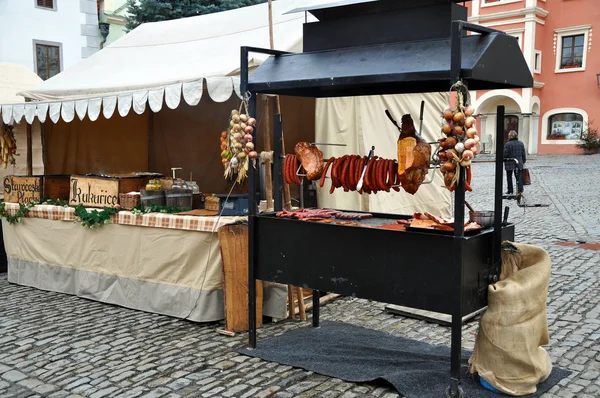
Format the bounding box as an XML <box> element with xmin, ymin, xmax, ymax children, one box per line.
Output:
<box><xmin>445</xmin><ymin>385</ymin><xmax>464</xmax><ymax>398</ymax></box>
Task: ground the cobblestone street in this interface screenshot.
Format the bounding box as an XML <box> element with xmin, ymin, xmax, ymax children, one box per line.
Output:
<box><xmin>0</xmin><ymin>154</ymin><xmax>599</xmax><ymax>398</ymax></box>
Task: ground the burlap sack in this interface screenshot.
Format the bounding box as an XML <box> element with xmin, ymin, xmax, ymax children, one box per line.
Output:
<box><xmin>468</xmin><ymin>242</ymin><xmax>552</xmax><ymax>396</ymax></box>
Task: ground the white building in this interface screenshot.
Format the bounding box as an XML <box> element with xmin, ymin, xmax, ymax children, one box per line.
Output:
<box><xmin>0</xmin><ymin>0</ymin><xmax>99</xmax><ymax>80</ymax></box>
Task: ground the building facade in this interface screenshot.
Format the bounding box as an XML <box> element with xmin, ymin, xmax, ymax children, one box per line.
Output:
<box><xmin>0</xmin><ymin>0</ymin><xmax>99</xmax><ymax>80</ymax></box>
<box><xmin>97</xmin><ymin>0</ymin><xmax>128</xmax><ymax>48</ymax></box>
<box><xmin>468</xmin><ymin>0</ymin><xmax>599</xmax><ymax>154</ymax></box>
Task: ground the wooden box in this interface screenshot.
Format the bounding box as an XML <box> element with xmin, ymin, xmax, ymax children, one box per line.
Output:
<box><xmin>69</xmin><ymin>175</ymin><xmax>147</xmax><ymax>208</ymax></box>
<box><xmin>42</xmin><ymin>175</ymin><xmax>71</xmax><ymax>200</ymax></box>
<box><xmin>3</xmin><ymin>176</ymin><xmax>42</xmax><ymax>204</ymax></box>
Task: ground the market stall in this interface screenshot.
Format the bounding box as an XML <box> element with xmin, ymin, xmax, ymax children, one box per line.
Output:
<box><xmin>242</xmin><ymin>0</ymin><xmax>533</xmax><ymax>396</ymax></box>
<box><xmin>0</xmin><ymin>63</ymin><xmax>44</xmax><ymax>274</ymax></box>
<box><xmin>1</xmin><ymin>0</ymin><xmax>450</xmax><ymax>326</ymax></box>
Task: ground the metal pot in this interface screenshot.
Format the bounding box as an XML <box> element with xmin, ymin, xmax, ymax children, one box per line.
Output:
<box><xmin>469</xmin><ymin>211</ymin><xmax>494</xmax><ymax>228</ymax></box>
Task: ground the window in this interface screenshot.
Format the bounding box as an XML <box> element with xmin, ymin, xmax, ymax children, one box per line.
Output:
<box><xmin>560</xmin><ymin>35</ymin><xmax>584</xmax><ymax>69</ymax></box>
<box><xmin>534</xmin><ymin>50</ymin><xmax>542</xmax><ymax>74</ymax></box>
<box><xmin>36</xmin><ymin>0</ymin><xmax>55</xmax><ymax>10</ymax></box>
<box><xmin>547</xmin><ymin>113</ymin><xmax>584</xmax><ymax>141</ymax></box>
<box><xmin>554</xmin><ymin>26</ymin><xmax>590</xmax><ymax>73</ymax></box>
<box><xmin>481</xmin><ymin>0</ymin><xmax>523</xmax><ymax>7</ymax></box>
<box><xmin>35</xmin><ymin>43</ymin><xmax>61</xmax><ymax>80</ymax></box>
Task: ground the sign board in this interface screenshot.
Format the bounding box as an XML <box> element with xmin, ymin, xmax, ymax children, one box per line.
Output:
<box><xmin>69</xmin><ymin>176</ymin><xmax>119</xmax><ymax>208</ymax></box>
<box><xmin>3</xmin><ymin>176</ymin><xmax>42</xmax><ymax>204</ymax></box>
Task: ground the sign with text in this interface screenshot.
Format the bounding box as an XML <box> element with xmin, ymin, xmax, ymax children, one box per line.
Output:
<box><xmin>3</xmin><ymin>176</ymin><xmax>42</xmax><ymax>204</ymax></box>
<box><xmin>69</xmin><ymin>176</ymin><xmax>119</xmax><ymax>208</ymax></box>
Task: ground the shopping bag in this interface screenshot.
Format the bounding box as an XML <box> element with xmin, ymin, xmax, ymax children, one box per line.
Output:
<box><xmin>522</xmin><ymin>168</ymin><xmax>531</xmax><ymax>185</ymax></box>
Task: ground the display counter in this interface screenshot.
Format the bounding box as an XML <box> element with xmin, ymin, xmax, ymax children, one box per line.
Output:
<box><xmin>2</xmin><ymin>203</ymin><xmax>286</xmax><ymax>323</ymax></box>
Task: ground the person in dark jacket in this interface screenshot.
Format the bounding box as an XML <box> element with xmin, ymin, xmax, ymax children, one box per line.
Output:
<box><xmin>503</xmin><ymin>131</ymin><xmax>526</xmax><ymax>194</ymax></box>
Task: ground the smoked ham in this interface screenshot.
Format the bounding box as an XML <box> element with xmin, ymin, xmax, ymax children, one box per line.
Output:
<box><xmin>397</xmin><ymin>115</ymin><xmax>431</xmax><ymax>194</ymax></box>
<box><xmin>295</xmin><ymin>142</ymin><xmax>324</xmax><ymax>180</ymax></box>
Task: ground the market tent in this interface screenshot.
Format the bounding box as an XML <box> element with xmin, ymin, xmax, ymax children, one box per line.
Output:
<box><xmin>0</xmin><ymin>63</ymin><xmax>43</xmax><ymax>178</ymax></box>
<box><xmin>0</xmin><ymin>63</ymin><xmax>42</xmax><ymax>104</ymax></box>
<box><xmin>2</xmin><ymin>0</ymin><xmax>323</xmax><ymax>124</ymax></box>
<box><xmin>0</xmin><ymin>0</ymin><xmax>449</xmax><ymax>214</ymax></box>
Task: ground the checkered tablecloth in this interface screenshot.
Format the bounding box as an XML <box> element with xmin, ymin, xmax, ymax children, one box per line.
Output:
<box><xmin>3</xmin><ymin>203</ymin><xmax>245</xmax><ymax>233</ymax></box>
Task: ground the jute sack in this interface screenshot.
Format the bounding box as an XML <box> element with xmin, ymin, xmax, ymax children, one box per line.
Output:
<box><xmin>468</xmin><ymin>242</ymin><xmax>552</xmax><ymax>396</ymax></box>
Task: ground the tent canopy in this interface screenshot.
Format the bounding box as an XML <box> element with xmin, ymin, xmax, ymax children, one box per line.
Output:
<box><xmin>1</xmin><ymin>0</ymin><xmax>322</xmax><ymax>124</ymax></box>
<box><xmin>0</xmin><ymin>63</ymin><xmax>42</xmax><ymax>105</ymax></box>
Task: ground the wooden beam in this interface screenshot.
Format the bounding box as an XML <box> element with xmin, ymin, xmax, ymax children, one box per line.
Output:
<box><xmin>294</xmin><ymin>293</ymin><xmax>341</xmax><ymax>316</ymax></box>
<box><xmin>295</xmin><ymin>287</ymin><xmax>306</xmax><ymax>321</ymax></box>
<box><xmin>219</xmin><ymin>224</ymin><xmax>263</xmax><ymax>333</ymax></box>
<box><xmin>147</xmin><ymin>110</ymin><xmax>154</xmax><ymax>171</ymax></box>
<box><xmin>26</xmin><ymin>123</ymin><xmax>33</xmax><ymax>176</ymax></box>
<box><xmin>262</xmin><ymin>96</ymin><xmax>274</xmax><ymax>210</ymax></box>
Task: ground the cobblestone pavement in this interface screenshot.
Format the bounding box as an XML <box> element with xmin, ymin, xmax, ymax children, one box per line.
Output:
<box><xmin>1</xmin><ymin>154</ymin><xmax>599</xmax><ymax>398</ymax></box>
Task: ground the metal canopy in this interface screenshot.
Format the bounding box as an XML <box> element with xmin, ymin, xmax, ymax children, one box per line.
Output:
<box><xmin>285</xmin><ymin>0</ymin><xmax>471</xmax><ymax>20</ymax></box>
<box><xmin>248</xmin><ymin>32</ymin><xmax>534</xmax><ymax>98</ymax></box>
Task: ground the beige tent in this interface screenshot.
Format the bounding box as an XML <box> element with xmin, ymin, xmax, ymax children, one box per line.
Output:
<box><xmin>0</xmin><ymin>0</ymin><xmax>450</xmax><ymax>215</ymax></box>
<box><xmin>0</xmin><ymin>63</ymin><xmax>44</xmax><ymax>179</ymax></box>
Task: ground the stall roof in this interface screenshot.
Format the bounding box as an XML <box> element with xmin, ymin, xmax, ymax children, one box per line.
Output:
<box><xmin>248</xmin><ymin>32</ymin><xmax>534</xmax><ymax>97</ymax></box>
<box><xmin>285</xmin><ymin>0</ymin><xmax>471</xmax><ymax>20</ymax></box>
<box><xmin>0</xmin><ymin>0</ymin><xmax>324</xmax><ymax>125</ymax></box>
<box><xmin>0</xmin><ymin>63</ymin><xmax>42</xmax><ymax>105</ymax></box>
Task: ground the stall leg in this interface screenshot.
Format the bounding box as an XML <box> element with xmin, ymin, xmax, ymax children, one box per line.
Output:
<box><xmin>312</xmin><ymin>290</ymin><xmax>320</xmax><ymax>327</ymax></box>
<box><xmin>493</xmin><ymin>106</ymin><xmax>506</xmax><ymax>274</ymax></box>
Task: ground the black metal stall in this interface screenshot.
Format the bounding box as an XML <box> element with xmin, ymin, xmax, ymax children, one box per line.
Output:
<box><xmin>240</xmin><ymin>1</ymin><xmax>533</xmax><ymax>397</ymax></box>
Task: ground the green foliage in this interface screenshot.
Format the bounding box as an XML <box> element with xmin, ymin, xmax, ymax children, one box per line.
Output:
<box><xmin>130</xmin><ymin>204</ymin><xmax>189</xmax><ymax>216</ymax></box>
<box><xmin>576</xmin><ymin>123</ymin><xmax>600</xmax><ymax>153</ymax></box>
<box><xmin>0</xmin><ymin>201</ymin><xmax>36</xmax><ymax>225</ymax></box>
<box><xmin>0</xmin><ymin>199</ymin><xmax>190</xmax><ymax>229</ymax></box>
<box><xmin>73</xmin><ymin>204</ymin><xmax>121</xmax><ymax>229</ymax></box>
<box><xmin>126</xmin><ymin>0</ymin><xmax>268</xmax><ymax>31</ymax></box>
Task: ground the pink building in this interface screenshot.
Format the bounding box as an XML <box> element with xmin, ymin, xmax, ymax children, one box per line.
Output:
<box><xmin>468</xmin><ymin>0</ymin><xmax>599</xmax><ymax>154</ymax></box>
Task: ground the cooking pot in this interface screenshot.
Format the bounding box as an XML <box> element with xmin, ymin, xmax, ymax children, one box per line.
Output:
<box><xmin>469</xmin><ymin>211</ymin><xmax>494</xmax><ymax>228</ymax></box>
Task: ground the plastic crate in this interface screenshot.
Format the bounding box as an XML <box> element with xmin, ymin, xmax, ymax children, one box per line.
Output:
<box><xmin>215</xmin><ymin>194</ymin><xmax>250</xmax><ymax>216</ymax></box>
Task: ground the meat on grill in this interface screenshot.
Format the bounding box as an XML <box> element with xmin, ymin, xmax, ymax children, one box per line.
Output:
<box><xmin>397</xmin><ymin>114</ymin><xmax>432</xmax><ymax>195</ymax></box>
<box><xmin>294</xmin><ymin>142</ymin><xmax>324</xmax><ymax>181</ymax></box>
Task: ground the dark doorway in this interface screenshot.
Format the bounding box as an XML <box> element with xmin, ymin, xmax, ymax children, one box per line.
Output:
<box><xmin>504</xmin><ymin>115</ymin><xmax>519</xmax><ymax>143</ymax></box>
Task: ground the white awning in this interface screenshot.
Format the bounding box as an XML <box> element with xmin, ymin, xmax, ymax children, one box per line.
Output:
<box><xmin>1</xmin><ymin>0</ymin><xmax>323</xmax><ymax>124</ymax></box>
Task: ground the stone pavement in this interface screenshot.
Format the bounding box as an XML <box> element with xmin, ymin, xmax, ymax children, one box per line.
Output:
<box><xmin>0</xmin><ymin>154</ymin><xmax>599</xmax><ymax>398</ymax></box>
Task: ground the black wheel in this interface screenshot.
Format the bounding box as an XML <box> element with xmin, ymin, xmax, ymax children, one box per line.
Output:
<box><xmin>445</xmin><ymin>385</ymin><xmax>464</xmax><ymax>398</ymax></box>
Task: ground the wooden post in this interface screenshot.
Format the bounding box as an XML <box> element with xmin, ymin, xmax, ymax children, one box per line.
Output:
<box><xmin>26</xmin><ymin>123</ymin><xmax>33</xmax><ymax>176</ymax></box>
<box><xmin>262</xmin><ymin>96</ymin><xmax>274</xmax><ymax>210</ymax></box>
<box><xmin>147</xmin><ymin>110</ymin><xmax>155</xmax><ymax>172</ymax></box>
<box><xmin>295</xmin><ymin>286</ymin><xmax>306</xmax><ymax>321</ymax></box>
<box><xmin>219</xmin><ymin>224</ymin><xmax>263</xmax><ymax>333</ymax></box>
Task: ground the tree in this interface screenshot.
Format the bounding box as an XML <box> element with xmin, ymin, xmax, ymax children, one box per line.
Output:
<box><xmin>125</xmin><ymin>0</ymin><xmax>268</xmax><ymax>31</ymax></box>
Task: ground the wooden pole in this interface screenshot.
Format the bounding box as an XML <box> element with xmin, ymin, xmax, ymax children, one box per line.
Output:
<box><xmin>26</xmin><ymin>123</ymin><xmax>33</xmax><ymax>176</ymax></box>
<box><xmin>148</xmin><ymin>110</ymin><xmax>154</xmax><ymax>172</ymax></box>
<box><xmin>262</xmin><ymin>96</ymin><xmax>274</xmax><ymax>210</ymax></box>
<box><xmin>269</xmin><ymin>0</ymin><xmax>297</xmax><ymax>319</ymax></box>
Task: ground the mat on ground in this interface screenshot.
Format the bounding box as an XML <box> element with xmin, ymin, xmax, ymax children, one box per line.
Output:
<box><xmin>236</xmin><ymin>321</ymin><xmax>569</xmax><ymax>398</ymax></box>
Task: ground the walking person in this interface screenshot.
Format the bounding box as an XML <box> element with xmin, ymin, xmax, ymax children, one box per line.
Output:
<box><xmin>503</xmin><ymin>130</ymin><xmax>526</xmax><ymax>195</ymax></box>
